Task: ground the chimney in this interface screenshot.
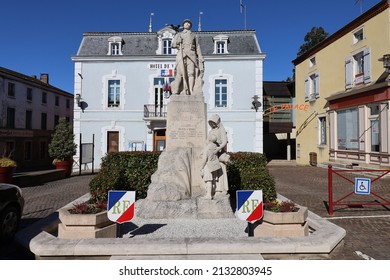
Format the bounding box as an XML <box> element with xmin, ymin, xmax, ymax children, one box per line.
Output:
<box><xmin>40</xmin><ymin>74</ymin><xmax>49</xmax><ymax>84</ymax></box>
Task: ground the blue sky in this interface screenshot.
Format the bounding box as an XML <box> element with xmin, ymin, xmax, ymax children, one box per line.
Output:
<box><xmin>0</xmin><ymin>0</ymin><xmax>380</xmax><ymax>93</ymax></box>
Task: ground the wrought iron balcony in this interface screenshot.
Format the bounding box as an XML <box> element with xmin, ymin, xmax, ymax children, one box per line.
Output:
<box><xmin>144</xmin><ymin>104</ymin><xmax>167</xmax><ymax>119</ymax></box>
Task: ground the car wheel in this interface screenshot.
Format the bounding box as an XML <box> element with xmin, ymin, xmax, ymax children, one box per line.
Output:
<box><xmin>0</xmin><ymin>206</ymin><xmax>21</xmax><ymax>240</ymax></box>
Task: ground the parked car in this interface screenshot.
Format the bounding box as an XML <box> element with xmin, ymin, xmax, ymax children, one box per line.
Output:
<box><xmin>0</xmin><ymin>183</ymin><xmax>25</xmax><ymax>241</ymax></box>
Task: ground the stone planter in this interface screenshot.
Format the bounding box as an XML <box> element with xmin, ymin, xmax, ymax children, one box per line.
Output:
<box><xmin>254</xmin><ymin>206</ymin><xmax>309</xmax><ymax>237</ymax></box>
<box><xmin>58</xmin><ymin>208</ymin><xmax>117</xmax><ymax>239</ymax></box>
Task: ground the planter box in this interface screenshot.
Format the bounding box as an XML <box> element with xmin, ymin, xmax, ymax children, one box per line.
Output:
<box><xmin>0</xmin><ymin>166</ymin><xmax>16</xmax><ymax>183</ymax></box>
<box><xmin>254</xmin><ymin>206</ymin><xmax>309</xmax><ymax>237</ymax></box>
<box><xmin>58</xmin><ymin>208</ymin><xmax>117</xmax><ymax>239</ymax></box>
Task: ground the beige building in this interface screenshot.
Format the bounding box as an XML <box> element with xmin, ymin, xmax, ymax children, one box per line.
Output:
<box><xmin>0</xmin><ymin>67</ymin><xmax>74</xmax><ymax>170</ymax></box>
<box><xmin>293</xmin><ymin>0</ymin><xmax>390</xmax><ymax>167</ymax></box>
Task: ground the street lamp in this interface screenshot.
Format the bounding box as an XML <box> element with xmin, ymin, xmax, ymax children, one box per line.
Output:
<box><xmin>75</xmin><ymin>94</ymin><xmax>81</xmax><ymax>107</ymax></box>
<box><xmin>251</xmin><ymin>95</ymin><xmax>262</xmax><ymax>112</ymax></box>
<box><xmin>379</xmin><ymin>54</ymin><xmax>390</xmax><ymax>73</ymax></box>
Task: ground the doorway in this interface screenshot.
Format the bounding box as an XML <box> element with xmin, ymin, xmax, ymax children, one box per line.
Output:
<box><xmin>107</xmin><ymin>131</ymin><xmax>119</xmax><ymax>153</ymax></box>
<box><xmin>154</xmin><ymin>129</ymin><xmax>166</xmax><ymax>151</ymax></box>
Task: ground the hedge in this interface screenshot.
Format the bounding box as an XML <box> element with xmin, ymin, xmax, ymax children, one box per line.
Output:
<box><xmin>89</xmin><ymin>151</ymin><xmax>276</xmax><ymax>204</ymax></box>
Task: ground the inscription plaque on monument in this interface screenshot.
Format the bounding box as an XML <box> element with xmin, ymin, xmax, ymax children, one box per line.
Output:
<box><xmin>166</xmin><ymin>95</ymin><xmax>207</xmax><ymax>150</ymax></box>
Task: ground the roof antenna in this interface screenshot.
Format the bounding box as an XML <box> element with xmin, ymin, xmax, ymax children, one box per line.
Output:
<box><xmin>149</xmin><ymin>12</ymin><xmax>154</xmax><ymax>32</ymax></box>
<box><xmin>355</xmin><ymin>0</ymin><xmax>363</xmax><ymax>15</ymax></box>
<box><xmin>198</xmin><ymin>11</ymin><xmax>203</xmax><ymax>31</ymax></box>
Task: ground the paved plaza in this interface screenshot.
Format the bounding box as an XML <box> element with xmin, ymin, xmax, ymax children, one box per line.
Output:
<box><xmin>1</xmin><ymin>163</ymin><xmax>390</xmax><ymax>260</ymax></box>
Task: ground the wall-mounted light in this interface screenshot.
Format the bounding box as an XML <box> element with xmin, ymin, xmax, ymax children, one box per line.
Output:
<box><xmin>379</xmin><ymin>54</ymin><xmax>390</xmax><ymax>73</ymax></box>
<box><xmin>75</xmin><ymin>94</ymin><xmax>81</xmax><ymax>106</ymax></box>
<box><xmin>251</xmin><ymin>95</ymin><xmax>262</xmax><ymax>112</ymax></box>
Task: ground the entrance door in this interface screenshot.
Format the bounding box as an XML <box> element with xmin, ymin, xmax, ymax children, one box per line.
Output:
<box><xmin>107</xmin><ymin>131</ymin><xmax>119</xmax><ymax>153</ymax></box>
<box><xmin>154</xmin><ymin>129</ymin><xmax>166</xmax><ymax>151</ymax></box>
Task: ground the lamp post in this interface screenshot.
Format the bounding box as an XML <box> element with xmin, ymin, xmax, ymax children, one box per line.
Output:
<box><xmin>379</xmin><ymin>54</ymin><xmax>390</xmax><ymax>73</ymax></box>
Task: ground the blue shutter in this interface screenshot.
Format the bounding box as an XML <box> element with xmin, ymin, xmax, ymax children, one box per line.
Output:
<box><xmin>345</xmin><ymin>57</ymin><xmax>353</xmax><ymax>89</ymax></box>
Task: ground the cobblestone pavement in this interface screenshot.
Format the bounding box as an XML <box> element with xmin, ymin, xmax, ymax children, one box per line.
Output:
<box><xmin>268</xmin><ymin>165</ymin><xmax>390</xmax><ymax>260</ymax></box>
<box><xmin>0</xmin><ymin>174</ymin><xmax>93</xmax><ymax>260</ymax></box>
<box><xmin>2</xmin><ymin>165</ymin><xmax>390</xmax><ymax>260</ymax></box>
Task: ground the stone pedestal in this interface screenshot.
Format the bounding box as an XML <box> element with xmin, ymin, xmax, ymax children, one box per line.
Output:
<box><xmin>136</xmin><ymin>196</ymin><xmax>234</xmax><ymax>219</ymax></box>
<box><xmin>166</xmin><ymin>95</ymin><xmax>207</xmax><ymax>150</ymax></box>
<box><xmin>166</xmin><ymin>95</ymin><xmax>207</xmax><ymax>195</ymax></box>
<box><xmin>140</xmin><ymin>94</ymin><xmax>232</xmax><ymax>219</ymax></box>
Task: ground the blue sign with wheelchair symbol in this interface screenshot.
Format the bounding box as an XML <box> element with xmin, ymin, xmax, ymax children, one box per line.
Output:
<box><xmin>355</xmin><ymin>178</ymin><xmax>371</xmax><ymax>195</ymax></box>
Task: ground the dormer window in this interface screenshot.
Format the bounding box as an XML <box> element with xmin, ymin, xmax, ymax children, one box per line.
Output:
<box><xmin>163</xmin><ymin>39</ymin><xmax>172</xmax><ymax>54</ymax></box>
<box><xmin>213</xmin><ymin>35</ymin><xmax>229</xmax><ymax>54</ymax></box>
<box><xmin>107</xmin><ymin>36</ymin><xmax>124</xmax><ymax>55</ymax></box>
<box><xmin>156</xmin><ymin>27</ymin><xmax>177</xmax><ymax>55</ymax></box>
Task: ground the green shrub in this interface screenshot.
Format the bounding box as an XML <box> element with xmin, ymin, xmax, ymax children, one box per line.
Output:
<box><xmin>227</xmin><ymin>152</ymin><xmax>276</xmax><ymax>203</ymax></box>
<box><xmin>89</xmin><ymin>151</ymin><xmax>160</xmax><ymax>204</ymax></box>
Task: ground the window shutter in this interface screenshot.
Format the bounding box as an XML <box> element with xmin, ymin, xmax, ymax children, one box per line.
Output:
<box><xmin>363</xmin><ymin>48</ymin><xmax>371</xmax><ymax>84</ymax></box>
<box><xmin>304</xmin><ymin>78</ymin><xmax>309</xmax><ymax>101</ymax></box>
<box><xmin>315</xmin><ymin>73</ymin><xmax>320</xmax><ymax>98</ymax></box>
<box><xmin>345</xmin><ymin>57</ymin><xmax>353</xmax><ymax>89</ymax></box>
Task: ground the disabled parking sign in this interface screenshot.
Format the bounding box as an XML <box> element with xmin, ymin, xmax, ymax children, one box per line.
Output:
<box><xmin>355</xmin><ymin>178</ymin><xmax>371</xmax><ymax>195</ymax></box>
<box><xmin>107</xmin><ymin>191</ymin><xmax>135</xmax><ymax>223</ymax></box>
<box><xmin>235</xmin><ymin>190</ymin><xmax>263</xmax><ymax>222</ymax></box>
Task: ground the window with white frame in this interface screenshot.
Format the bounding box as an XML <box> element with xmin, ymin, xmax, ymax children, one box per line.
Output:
<box><xmin>337</xmin><ymin>108</ymin><xmax>358</xmax><ymax>150</ymax></box>
<box><xmin>215</xmin><ymin>79</ymin><xmax>228</xmax><ymax>107</ymax></box>
<box><xmin>318</xmin><ymin>116</ymin><xmax>327</xmax><ymax>146</ymax></box>
<box><xmin>163</xmin><ymin>39</ymin><xmax>172</xmax><ymax>55</ymax></box>
<box><xmin>108</xmin><ymin>80</ymin><xmax>120</xmax><ymax>107</ymax></box>
<box><xmin>309</xmin><ymin>56</ymin><xmax>316</xmax><ymax>67</ymax></box>
<box><xmin>345</xmin><ymin>48</ymin><xmax>371</xmax><ymax>89</ymax></box>
<box><xmin>107</xmin><ymin>36</ymin><xmax>124</xmax><ymax>56</ymax></box>
<box><xmin>213</xmin><ymin>35</ymin><xmax>229</xmax><ymax>54</ymax></box>
<box><xmin>353</xmin><ymin>28</ymin><xmax>364</xmax><ymax>44</ymax></box>
<box><xmin>304</xmin><ymin>73</ymin><xmax>319</xmax><ymax>101</ymax></box>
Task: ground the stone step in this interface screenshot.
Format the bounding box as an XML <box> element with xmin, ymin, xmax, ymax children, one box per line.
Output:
<box><xmin>110</xmin><ymin>254</ymin><xmax>264</xmax><ymax>260</ymax></box>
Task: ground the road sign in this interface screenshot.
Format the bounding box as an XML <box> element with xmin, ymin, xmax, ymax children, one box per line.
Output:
<box><xmin>235</xmin><ymin>190</ymin><xmax>263</xmax><ymax>222</ymax></box>
<box><xmin>107</xmin><ymin>191</ymin><xmax>135</xmax><ymax>223</ymax></box>
<box><xmin>355</xmin><ymin>178</ymin><xmax>371</xmax><ymax>195</ymax></box>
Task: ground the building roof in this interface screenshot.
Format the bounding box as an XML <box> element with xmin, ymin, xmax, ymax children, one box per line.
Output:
<box><xmin>263</xmin><ymin>81</ymin><xmax>295</xmax><ymax>97</ymax></box>
<box><xmin>292</xmin><ymin>0</ymin><xmax>389</xmax><ymax>65</ymax></box>
<box><xmin>0</xmin><ymin>66</ymin><xmax>72</xmax><ymax>96</ymax></box>
<box><xmin>75</xmin><ymin>29</ymin><xmax>262</xmax><ymax>57</ymax></box>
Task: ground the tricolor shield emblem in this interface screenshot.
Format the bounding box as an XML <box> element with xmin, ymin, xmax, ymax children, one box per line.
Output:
<box><xmin>107</xmin><ymin>191</ymin><xmax>135</xmax><ymax>224</ymax></box>
<box><xmin>235</xmin><ymin>190</ymin><xmax>263</xmax><ymax>222</ymax></box>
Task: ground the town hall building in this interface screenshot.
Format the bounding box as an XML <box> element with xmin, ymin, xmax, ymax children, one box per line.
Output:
<box><xmin>72</xmin><ymin>25</ymin><xmax>265</xmax><ymax>169</ymax></box>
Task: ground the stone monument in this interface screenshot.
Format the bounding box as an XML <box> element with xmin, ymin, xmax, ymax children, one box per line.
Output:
<box><xmin>136</xmin><ymin>19</ymin><xmax>233</xmax><ymax>219</ymax></box>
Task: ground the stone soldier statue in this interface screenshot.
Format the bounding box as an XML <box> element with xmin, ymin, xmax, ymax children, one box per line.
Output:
<box><xmin>171</xmin><ymin>19</ymin><xmax>204</xmax><ymax>95</ymax></box>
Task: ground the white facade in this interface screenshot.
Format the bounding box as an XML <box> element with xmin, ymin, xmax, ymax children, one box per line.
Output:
<box><xmin>72</xmin><ymin>28</ymin><xmax>265</xmax><ymax>169</ymax></box>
